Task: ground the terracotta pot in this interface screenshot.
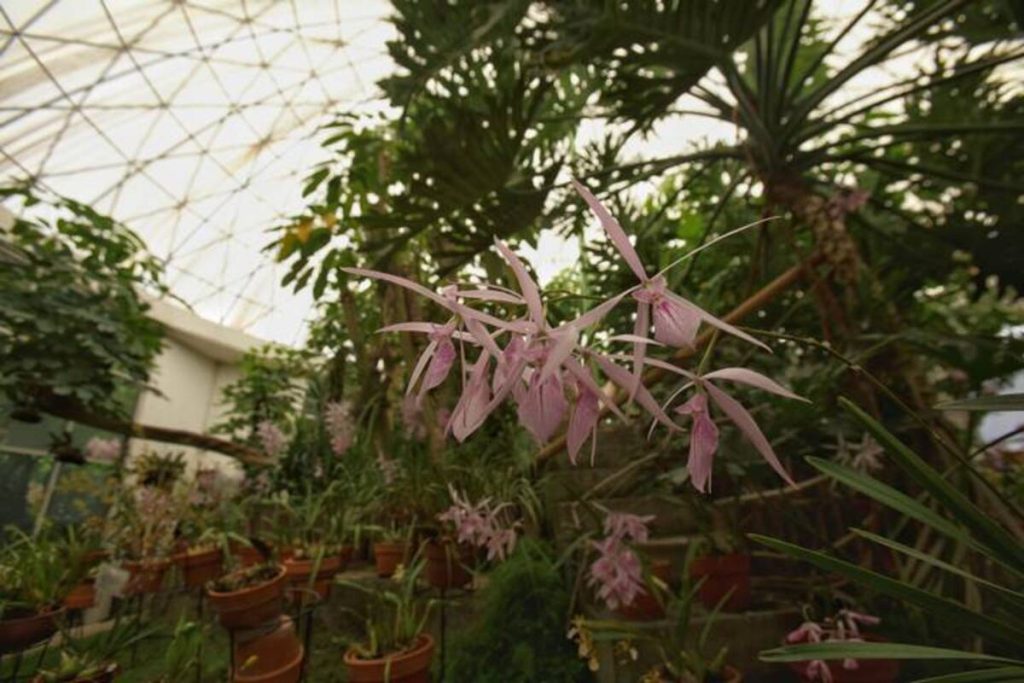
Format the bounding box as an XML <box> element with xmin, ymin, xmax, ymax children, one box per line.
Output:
<box><xmin>0</xmin><ymin>606</ymin><xmax>63</xmax><ymax>654</ymax></box>
<box><xmin>180</xmin><ymin>547</ymin><xmax>224</xmax><ymax>589</ymax></box>
<box><xmin>123</xmin><ymin>559</ymin><xmax>171</xmax><ymax>595</ymax></box>
<box><xmin>689</xmin><ymin>553</ymin><xmax>751</xmax><ymax>611</ymax></box>
<box><xmin>424</xmin><ymin>540</ymin><xmax>473</xmax><ymax>590</ymax></box>
<box><xmin>232</xmin><ymin>541</ymin><xmax>272</xmax><ymax>568</ymax></box>
<box><xmin>616</xmin><ymin>560</ymin><xmax>671</xmax><ymax>621</ymax></box>
<box><xmin>339</xmin><ymin>545</ymin><xmax>354</xmax><ymax>570</ymax></box>
<box><xmin>64</xmin><ymin>580</ymin><xmax>97</xmax><ymax>610</ymax></box>
<box><xmin>373</xmin><ymin>542</ymin><xmax>407</xmax><ymax>578</ymax></box>
<box><xmin>343</xmin><ymin>633</ymin><xmax>434</xmax><ymax>683</ymax></box>
<box><xmin>207</xmin><ymin>566</ymin><xmax>287</xmax><ymax>632</ymax></box>
<box><xmin>787</xmin><ymin>635</ymin><xmax>898</xmax><ymax>683</ymax></box>
<box><xmin>233</xmin><ymin>616</ymin><xmax>304</xmax><ymax>683</ymax></box>
<box><xmin>283</xmin><ymin>554</ymin><xmax>342</xmax><ymax>601</ymax></box>
<box><xmin>32</xmin><ymin>662</ymin><xmax>119</xmax><ymax>683</ymax></box>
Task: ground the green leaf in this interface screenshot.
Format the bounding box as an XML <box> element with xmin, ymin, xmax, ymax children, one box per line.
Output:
<box><xmin>806</xmin><ymin>457</ymin><xmax>968</xmax><ymax>542</ymax></box>
<box><xmin>935</xmin><ymin>394</ymin><xmax>1024</xmax><ymax>412</ymax></box>
<box><xmin>761</xmin><ymin>641</ymin><xmax>1023</xmax><ymax>665</ymax></box>
<box><xmin>749</xmin><ymin>535</ymin><xmax>1024</xmax><ymax>649</ymax></box>
<box><xmin>914</xmin><ymin>666</ymin><xmax>1024</xmax><ymax>682</ymax></box>
<box><xmin>839</xmin><ymin>398</ymin><xmax>1024</xmax><ymax>573</ymax></box>
<box><xmin>850</xmin><ymin>529</ymin><xmax>1024</xmax><ymax>610</ymax></box>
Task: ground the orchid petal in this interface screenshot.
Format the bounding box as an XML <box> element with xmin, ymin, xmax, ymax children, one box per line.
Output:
<box><xmin>462</xmin><ymin>356</ymin><xmax>528</xmax><ymax>440</ymax></box>
<box><xmin>630</xmin><ymin>300</ymin><xmax>649</xmax><ymax>402</ymax></box>
<box><xmin>422</xmin><ymin>337</ymin><xmax>456</xmax><ymax>391</ymax></box>
<box><xmin>665</xmin><ymin>291</ymin><xmax>770</xmax><ymax>352</ymax></box>
<box><xmin>555</xmin><ymin>291</ymin><xmax>628</xmax><ymax>334</ymax></box>
<box><xmin>406</xmin><ymin>338</ymin><xmax>437</xmax><ymax>396</ymax></box>
<box><xmin>591</xmin><ymin>353</ymin><xmax>679</xmax><ymax>433</ymax></box>
<box><xmin>377</xmin><ymin>322</ymin><xmax>440</xmax><ymax>334</ymax></box>
<box><xmin>562</xmin><ymin>357</ymin><xmax>626</xmax><ymax>421</ymax></box>
<box><xmin>463</xmin><ymin>316</ymin><xmax>503</xmax><ymax>359</ymax></box>
<box><xmin>539</xmin><ymin>327</ymin><xmax>578</xmax><ymax>383</ymax></box>
<box><xmin>456</xmin><ymin>288</ymin><xmax>524</xmax><ymax>304</ymax></box>
<box><xmin>567</xmin><ymin>385</ymin><xmax>600</xmax><ymax>466</ymax></box>
<box><xmin>449</xmin><ymin>355</ymin><xmax>492</xmax><ymax>442</ymax></box>
<box><xmin>572</xmin><ymin>180</ymin><xmax>647</xmax><ymax>282</ymax></box>
<box><xmin>705</xmin><ymin>382</ymin><xmax>795</xmax><ymax>487</ymax></box>
<box><xmin>606</xmin><ymin>333</ymin><xmax>663</xmax><ymax>346</ymax></box>
<box><xmin>676</xmin><ymin>394</ymin><xmax>719</xmax><ymax>493</ymax></box>
<box><xmin>494</xmin><ymin>239</ymin><xmax>544</xmax><ymax>326</ymax></box>
<box><xmin>701</xmin><ymin>368</ymin><xmax>807</xmax><ymax>402</ymax></box>
<box><xmin>516</xmin><ymin>372</ymin><xmax>567</xmax><ymax>444</ymax></box>
<box><xmin>652</xmin><ymin>296</ymin><xmax>702</xmax><ymax>348</ymax></box>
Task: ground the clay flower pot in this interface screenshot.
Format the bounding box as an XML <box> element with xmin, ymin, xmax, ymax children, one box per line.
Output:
<box><xmin>373</xmin><ymin>542</ymin><xmax>408</xmax><ymax>578</ymax></box>
<box><xmin>122</xmin><ymin>558</ymin><xmax>171</xmax><ymax>595</ymax></box>
<box><xmin>343</xmin><ymin>633</ymin><xmax>435</xmax><ymax>683</ymax></box>
<box><xmin>233</xmin><ymin>616</ymin><xmax>304</xmax><ymax>683</ymax></box>
<box><xmin>0</xmin><ymin>606</ymin><xmax>64</xmax><ymax>654</ymax></box>
<box><xmin>689</xmin><ymin>553</ymin><xmax>751</xmax><ymax>611</ymax></box>
<box><xmin>339</xmin><ymin>545</ymin><xmax>354</xmax><ymax>570</ymax></box>
<box><xmin>283</xmin><ymin>554</ymin><xmax>342</xmax><ymax>601</ymax></box>
<box><xmin>207</xmin><ymin>566</ymin><xmax>287</xmax><ymax>632</ymax></box>
<box><xmin>424</xmin><ymin>539</ymin><xmax>473</xmax><ymax>590</ymax></box>
<box><xmin>787</xmin><ymin>635</ymin><xmax>899</xmax><ymax>683</ymax></box>
<box><xmin>616</xmin><ymin>560</ymin><xmax>671</xmax><ymax>621</ymax></box>
<box><xmin>64</xmin><ymin>580</ymin><xmax>97</xmax><ymax>610</ymax></box>
<box><xmin>232</xmin><ymin>541</ymin><xmax>272</xmax><ymax>568</ymax></box>
<box><xmin>179</xmin><ymin>547</ymin><xmax>224</xmax><ymax>589</ymax></box>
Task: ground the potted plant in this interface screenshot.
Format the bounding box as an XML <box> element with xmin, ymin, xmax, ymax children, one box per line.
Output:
<box><xmin>686</xmin><ymin>506</ymin><xmax>751</xmax><ymax>612</ymax></box>
<box><xmin>172</xmin><ymin>469</ymin><xmax>243</xmax><ymax>589</ymax></box>
<box><xmin>275</xmin><ymin>488</ymin><xmax>343</xmax><ymax>602</ymax></box>
<box><xmin>371</xmin><ymin>524</ymin><xmax>414</xmax><ymax>579</ymax></box>
<box><xmin>232</xmin><ymin>616</ymin><xmax>304</xmax><ymax>683</ymax></box>
<box><xmin>33</xmin><ymin>620</ymin><xmax>152</xmax><ymax>683</ymax></box>
<box><xmin>109</xmin><ymin>488</ymin><xmax>178</xmax><ymax>596</ymax></box>
<box><xmin>206</xmin><ymin>563</ymin><xmax>288</xmax><ymax>632</ymax></box>
<box><xmin>0</xmin><ymin>527</ymin><xmax>85</xmax><ymax>654</ymax></box>
<box><xmin>128</xmin><ymin>451</ymin><xmax>187</xmax><ymax>491</ymax></box>
<box><xmin>784</xmin><ymin>608</ymin><xmax>898</xmax><ymax>683</ymax></box>
<box><xmin>341</xmin><ymin>560</ymin><xmax>436</xmax><ymax>683</ymax></box>
<box><xmin>576</xmin><ymin>572</ymin><xmax>742</xmax><ymax>683</ymax></box>
<box><xmin>63</xmin><ymin>526</ymin><xmax>107</xmax><ymax>612</ymax></box>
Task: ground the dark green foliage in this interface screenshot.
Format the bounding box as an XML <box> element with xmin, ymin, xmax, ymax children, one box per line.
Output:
<box><xmin>0</xmin><ymin>185</ymin><xmax>165</xmax><ymax>419</ymax></box>
<box><xmin>445</xmin><ymin>541</ymin><xmax>592</xmax><ymax>683</ymax></box>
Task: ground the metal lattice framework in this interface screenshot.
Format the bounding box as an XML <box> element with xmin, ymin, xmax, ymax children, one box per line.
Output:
<box><xmin>0</xmin><ymin>0</ymin><xmax>395</xmax><ymax>344</ymax></box>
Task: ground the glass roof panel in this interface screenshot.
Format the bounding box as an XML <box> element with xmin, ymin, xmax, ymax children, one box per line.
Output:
<box><xmin>0</xmin><ymin>0</ymin><xmax>396</xmax><ymax>345</ymax></box>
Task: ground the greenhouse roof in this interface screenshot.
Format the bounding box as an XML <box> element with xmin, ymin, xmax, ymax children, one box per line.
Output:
<box><xmin>0</xmin><ymin>0</ymin><xmax>395</xmax><ymax>345</ymax></box>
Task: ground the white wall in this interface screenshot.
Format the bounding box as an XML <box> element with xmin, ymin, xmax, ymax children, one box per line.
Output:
<box><xmin>128</xmin><ymin>298</ymin><xmax>268</xmax><ymax>481</ymax></box>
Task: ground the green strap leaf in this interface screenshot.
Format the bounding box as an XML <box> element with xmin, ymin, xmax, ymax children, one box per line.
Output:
<box><xmin>749</xmin><ymin>535</ymin><xmax>1024</xmax><ymax>650</ymax></box>
<box><xmin>839</xmin><ymin>398</ymin><xmax>1024</xmax><ymax>572</ymax></box>
<box><xmin>761</xmin><ymin>641</ymin><xmax>1024</xmax><ymax>664</ymax></box>
<box><xmin>914</xmin><ymin>667</ymin><xmax>1024</xmax><ymax>682</ymax></box>
<box><xmin>935</xmin><ymin>394</ymin><xmax>1024</xmax><ymax>412</ymax></box>
<box><xmin>851</xmin><ymin>529</ymin><xmax>1024</xmax><ymax>611</ymax></box>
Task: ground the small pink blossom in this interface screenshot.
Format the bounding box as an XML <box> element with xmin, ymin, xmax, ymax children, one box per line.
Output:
<box><xmin>438</xmin><ymin>487</ymin><xmax>518</xmax><ymax>563</ymax></box>
<box><xmin>587</xmin><ymin>536</ymin><xmax>645</xmax><ymax>610</ymax></box>
<box><xmin>603</xmin><ymin>512</ymin><xmax>654</xmax><ymax>544</ymax></box>
<box><xmin>804</xmin><ymin>659</ymin><xmax>833</xmax><ymax>683</ymax></box>
<box><xmin>85</xmin><ymin>437</ymin><xmax>121</xmax><ymax>464</ymax></box>
<box><xmin>256</xmin><ymin>421</ymin><xmax>287</xmax><ymax>457</ymax></box>
<box><xmin>675</xmin><ymin>393</ymin><xmax>719</xmax><ymax>493</ymax></box>
<box><xmin>486</xmin><ymin>526</ymin><xmax>518</xmax><ymax>562</ymax></box>
<box><xmin>377</xmin><ymin>453</ymin><xmax>398</xmax><ymax>485</ymax></box>
<box><xmin>324</xmin><ymin>400</ymin><xmax>355</xmax><ymax>456</ymax></box>
<box><xmin>633</xmin><ymin>276</ymin><xmax>701</xmax><ymax>349</ymax></box>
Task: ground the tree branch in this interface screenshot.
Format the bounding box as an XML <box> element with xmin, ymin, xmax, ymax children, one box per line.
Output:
<box><xmin>36</xmin><ymin>392</ymin><xmax>272</xmax><ymax>466</ymax></box>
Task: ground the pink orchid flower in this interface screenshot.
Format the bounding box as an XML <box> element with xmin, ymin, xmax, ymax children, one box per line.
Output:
<box><xmin>573</xmin><ymin>180</ymin><xmax>768</xmax><ymax>395</ymax></box>
<box><xmin>603</xmin><ymin>512</ymin><xmax>655</xmax><ymax>544</ymax></box>
<box><xmin>256</xmin><ymin>420</ymin><xmax>287</xmax><ymax>457</ymax></box>
<box><xmin>805</xmin><ymin>659</ymin><xmax>834</xmax><ymax>683</ymax></box>
<box><xmin>588</xmin><ymin>536</ymin><xmax>645</xmax><ymax>610</ymax></box>
<box><xmin>675</xmin><ymin>393</ymin><xmax>720</xmax><ymax>493</ymax></box>
<box><xmin>84</xmin><ymin>437</ymin><xmax>121</xmax><ymax>464</ymax></box>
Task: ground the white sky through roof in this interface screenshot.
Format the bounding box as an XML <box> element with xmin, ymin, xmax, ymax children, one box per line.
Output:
<box><xmin>0</xmin><ymin>0</ymin><xmax>395</xmax><ymax>346</ymax></box>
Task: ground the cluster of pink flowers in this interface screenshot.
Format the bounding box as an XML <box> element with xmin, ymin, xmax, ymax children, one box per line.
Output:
<box><xmin>85</xmin><ymin>436</ymin><xmax>121</xmax><ymax>464</ymax></box>
<box><xmin>347</xmin><ymin>181</ymin><xmax>805</xmax><ymax>493</ymax></box>
<box><xmin>256</xmin><ymin>420</ymin><xmax>287</xmax><ymax>457</ymax></box>
<box><xmin>437</xmin><ymin>486</ymin><xmax>518</xmax><ymax>562</ymax></box>
<box><xmin>787</xmin><ymin>609</ymin><xmax>881</xmax><ymax>682</ymax></box>
<box><xmin>587</xmin><ymin>512</ymin><xmax>654</xmax><ymax>610</ymax></box>
<box><xmin>324</xmin><ymin>400</ymin><xmax>355</xmax><ymax>456</ymax></box>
